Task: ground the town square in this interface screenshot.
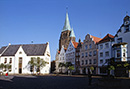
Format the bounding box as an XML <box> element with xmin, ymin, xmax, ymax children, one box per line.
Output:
<box><xmin>0</xmin><ymin>0</ymin><xmax>130</xmax><ymax>89</ymax></box>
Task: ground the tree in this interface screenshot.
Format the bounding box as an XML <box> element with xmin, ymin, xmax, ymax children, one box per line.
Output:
<box><xmin>28</xmin><ymin>57</ymin><xmax>35</xmax><ymax>74</ymax></box>
<box><xmin>108</xmin><ymin>65</ymin><xmax>115</xmax><ymax>77</ymax></box>
<box><xmin>0</xmin><ymin>63</ymin><xmax>4</xmax><ymax>71</ymax></box>
<box><xmin>28</xmin><ymin>57</ymin><xmax>48</xmax><ymax>75</ymax></box>
<box><xmin>58</xmin><ymin>63</ymin><xmax>65</xmax><ymax>73</ymax></box>
<box><xmin>68</xmin><ymin>66</ymin><xmax>74</xmax><ymax>75</ymax></box>
<box><xmin>4</xmin><ymin>64</ymin><xmax>7</xmax><ymax>72</ymax></box>
<box><xmin>36</xmin><ymin>57</ymin><xmax>47</xmax><ymax>74</ymax></box>
<box><xmin>6</xmin><ymin>64</ymin><xmax>12</xmax><ymax>72</ymax></box>
<box><xmin>65</xmin><ymin>62</ymin><xmax>72</xmax><ymax>68</ymax></box>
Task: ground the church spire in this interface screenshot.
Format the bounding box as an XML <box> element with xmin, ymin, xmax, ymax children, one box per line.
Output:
<box><xmin>62</xmin><ymin>8</ymin><xmax>71</xmax><ymax>32</ymax></box>
<box><xmin>70</xmin><ymin>27</ymin><xmax>75</xmax><ymax>37</ymax></box>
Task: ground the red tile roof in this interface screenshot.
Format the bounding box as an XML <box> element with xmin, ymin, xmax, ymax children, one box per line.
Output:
<box><xmin>64</xmin><ymin>48</ymin><xmax>67</xmax><ymax>51</ymax></box>
<box><xmin>72</xmin><ymin>41</ymin><xmax>78</xmax><ymax>48</ymax></box>
<box><xmin>90</xmin><ymin>35</ymin><xmax>102</xmax><ymax>43</ymax></box>
<box><xmin>98</xmin><ymin>34</ymin><xmax>114</xmax><ymax>44</ymax></box>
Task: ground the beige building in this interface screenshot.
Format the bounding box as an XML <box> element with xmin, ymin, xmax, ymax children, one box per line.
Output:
<box><xmin>80</xmin><ymin>34</ymin><xmax>101</xmax><ymax>74</ymax></box>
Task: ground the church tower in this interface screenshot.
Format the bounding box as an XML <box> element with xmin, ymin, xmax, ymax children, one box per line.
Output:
<box><xmin>59</xmin><ymin>11</ymin><xmax>76</xmax><ymax>51</ymax></box>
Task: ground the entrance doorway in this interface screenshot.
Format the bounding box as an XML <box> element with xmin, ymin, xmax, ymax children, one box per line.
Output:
<box><xmin>19</xmin><ymin>57</ymin><xmax>22</xmax><ymax>74</ymax></box>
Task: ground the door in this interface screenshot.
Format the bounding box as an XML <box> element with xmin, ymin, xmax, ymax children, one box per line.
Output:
<box><xmin>19</xmin><ymin>57</ymin><xmax>22</xmax><ymax>74</ymax></box>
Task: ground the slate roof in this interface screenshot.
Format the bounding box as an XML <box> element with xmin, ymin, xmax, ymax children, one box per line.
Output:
<box><xmin>97</xmin><ymin>34</ymin><xmax>114</xmax><ymax>44</ymax></box>
<box><xmin>0</xmin><ymin>46</ymin><xmax>7</xmax><ymax>54</ymax></box>
<box><xmin>0</xmin><ymin>43</ymin><xmax>47</xmax><ymax>56</ymax></box>
<box><xmin>2</xmin><ymin>45</ymin><xmax>20</xmax><ymax>56</ymax></box>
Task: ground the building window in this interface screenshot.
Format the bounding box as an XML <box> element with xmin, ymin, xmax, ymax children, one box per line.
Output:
<box><xmin>125</xmin><ymin>25</ymin><xmax>129</xmax><ymax>32</ymax></box>
<box><xmin>9</xmin><ymin>58</ymin><xmax>12</xmax><ymax>64</ymax></box>
<box><xmin>85</xmin><ymin>45</ymin><xmax>88</xmax><ymax>50</ymax></box>
<box><xmin>100</xmin><ymin>45</ymin><xmax>103</xmax><ymax>49</ymax></box>
<box><xmin>85</xmin><ymin>60</ymin><xmax>88</xmax><ymax>65</ymax></box>
<box><xmin>89</xmin><ymin>44</ymin><xmax>92</xmax><ymax>49</ymax></box>
<box><xmin>63</xmin><ymin>57</ymin><xmax>64</xmax><ymax>60</ymax></box>
<box><xmin>76</xmin><ymin>53</ymin><xmax>79</xmax><ymax>56</ymax></box>
<box><xmin>117</xmin><ymin>38</ymin><xmax>122</xmax><ymax>43</ymax></box>
<box><xmin>89</xmin><ymin>59</ymin><xmax>92</xmax><ymax>64</ymax></box>
<box><xmin>82</xmin><ymin>53</ymin><xmax>84</xmax><ymax>58</ymax></box>
<box><xmin>123</xmin><ymin>49</ymin><xmax>126</xmax><ymax>57</ymax></box>
<box><xmin>93</xmin><ymin>50</ymin><xmax>97</xmax><ymax>56</ymax></box>
<box><xmin>105</xmin><ymin>51</ymin><xmax>109</xmax><ymax>57</ymax></box>
<box><xmin>93</xmin><ymin>59</ymin><xmax>96</xmax><ymax>64</ymax></box>
<box><xmin>100</xmin><ymin>52</ymin><xmax>103</xmax><ymax>57</ymax></box>
<box><xmin>19</xmin><ymin>52</ymin><xmax>22</xmax><ymax>54</ymax></box>
<box><xmin>100</xmin><ymin>59</ymin><xmax>103</xmax><ymax>64</ymax></box>
<box><xmin>82</xmin><ymin>60</ymin><xmax>84</xmax><ymax>65</ymax></box>
<box><xmin>4</xmin><ymin>58</ymin><xmax>7</xmax><ymax>63</ymax></box>
<box><xmin>105</xmin><ymin>43</ymin><xmax>109</xmax><ymax>48</ymax></box>
<box><xmin>89</xmin><ymin>51</ymin><xmax>92</xmax><ymax>57</ymax></box>
<box><xmin>105</xmin><ymin>59</ymin><xmax>108</xmax><ymax>63</ymax></box>
<box><xmin>85</xmin><ymin>52</ymin><xmax>88</xmax><ymax>57</ymax></box>
<box><xmin>117</xmin><ymin>50</ymin><xmax>121</xmax><ymax>58</ymax></box>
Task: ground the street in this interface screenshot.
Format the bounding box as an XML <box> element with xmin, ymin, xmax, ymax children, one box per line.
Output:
<box><xmin>0</xmin><ymin>75</ymin><xmax>98</xmax><ymax>89</ymax></box>
<box><xmin>0</xmin><ymin>75</ymin><xmax>130</xmax><ymax>89</ymax></box>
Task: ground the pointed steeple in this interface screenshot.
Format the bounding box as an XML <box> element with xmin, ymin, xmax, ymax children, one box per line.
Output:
<box><xmin>70</xmin><ymin>27</ymin><xmax>75</xmax><ymax>37</ymax></box>
<box><xmin>62</xmin><ymin>10</ymin><xmax>71</xmax><ymax>32</ymax></box>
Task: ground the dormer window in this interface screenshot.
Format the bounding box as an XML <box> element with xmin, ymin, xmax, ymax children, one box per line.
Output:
<box><xmin>19</xmin><ymin>52</ymin><xmax>22</xmax><ymax>54</ymax></box>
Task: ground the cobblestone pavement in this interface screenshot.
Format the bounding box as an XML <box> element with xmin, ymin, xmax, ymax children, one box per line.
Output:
<box><xmin>0</xmin><ymin>75</ymin><xmax>130</xmax><ymax>89</ymax></box>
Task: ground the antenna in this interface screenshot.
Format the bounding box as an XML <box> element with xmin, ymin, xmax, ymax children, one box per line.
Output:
<box><xmin>66</xmin><ymin>6</ymin><xmax>68</xmax><ymax>13</ymax></box>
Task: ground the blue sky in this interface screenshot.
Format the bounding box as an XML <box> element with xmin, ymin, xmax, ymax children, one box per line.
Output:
<box><xmin>0</xmin><ymin>0</ymin><xmax>130</xmax><ymax>61</ymax></box>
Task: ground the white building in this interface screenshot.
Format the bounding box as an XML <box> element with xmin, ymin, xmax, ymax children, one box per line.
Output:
<box><xmin>0</xmin><ymin>42</ymin><xmax>51</xmax><ymax>74</ymax></box>
<box><xmin>97</xmin><ymin>34</ymin><xmax>114</xmax><ymax>74</ymax></box>
<box><xmin>55</xmin><ymin>45</ymin><xmax>67</xmax><ymax>73</ymax></box>
<box><xmin>112</xmin><ymin>43</ymin><xmax>128</xmax><ymax>62</ymax></box>
<box><xmin>66</xmin><ymin>41</ymin><xmax>78</xmax><ymax>66</ymax></box>
<box><xmin>114</xmin><ymin>15</ymin><xmax>130</xmax><ymax>61</ymax></box>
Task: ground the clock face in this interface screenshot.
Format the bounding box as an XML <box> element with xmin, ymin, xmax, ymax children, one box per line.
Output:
<box><xmin>125</xmin><ymin>21</ymin><xmax>129</xmax><ymax>25</ymax></box>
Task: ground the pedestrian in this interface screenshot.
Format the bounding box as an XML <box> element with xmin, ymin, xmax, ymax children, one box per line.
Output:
<box><xmin>88</xmin><ymin>68</ymin><xmax>92</xmax><ymax>86</ymax></box>
<box><xmin>5</xmin><ymin>72</ymin><xmax>8</xmax><ymax>78</ymax></box>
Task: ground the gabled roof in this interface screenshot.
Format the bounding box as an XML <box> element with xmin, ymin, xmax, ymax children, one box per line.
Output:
<box><xmin>0</xmin><ymin>43</ymin><xmax>47</xmax><ymax>56</ymax></box>
<box><xmin>22</xmin><ymin>44</ymin><xmax>47</xmax><ymax>56</ymax></box>
<box><xmin>98</xmin><ymin>34</ymin><xmax>114</xmax><ymax>44</ymax></box>
<box><xmin>0</xmin><ymin>46</ymin><xmax>7</xmax><ymax>54</ymax></box>
<box><xmin>72</xmin><ymin>41</ymin><xmax>78</xmax><ymax>48</ymax></box>
<box><xmin>90</xmin><ymin>35</ymin><xmax>102</xmax><ymax>43</ymax></box>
